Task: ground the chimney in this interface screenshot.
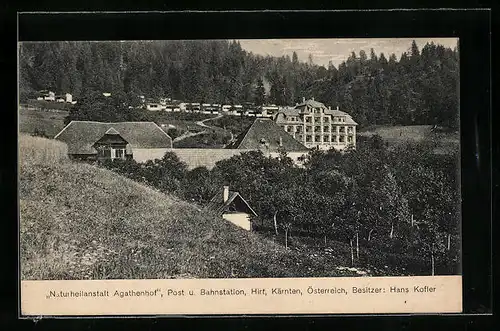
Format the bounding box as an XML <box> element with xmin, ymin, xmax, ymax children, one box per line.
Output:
<box><xmin>302</xmin><ymin>97</ymin><xmax>305</xmax><ymax>103</ymax></box>
<box><xmin>223</xmin><ymin>186</ymin><xmax>229</xmax><ymax>203</ymax></box>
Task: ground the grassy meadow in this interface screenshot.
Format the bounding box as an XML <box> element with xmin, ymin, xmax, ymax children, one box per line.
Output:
<box><xmin>26</xmin><ymin>99</ymin><xmax>74</xmax><ymax>111</ymax></box>
<box><xmin>19</xmin><ymin>134</ymin><xmax>366</xmax><ymax>280</ymax></box>
<box><xmin>19</xmin><ymin>106</ymin><xmax>68</xmax><ymax>138</ymax></box>
<box><xmin>358</xmin><ymin>125</ymin><xmax>460</xmax><ymax>154</ymax></box>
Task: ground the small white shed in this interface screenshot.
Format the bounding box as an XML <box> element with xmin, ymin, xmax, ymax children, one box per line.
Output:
<box><xmin>207</xmin><ymin>186</ymin><xmax>258</xmax><ymax>231</ymax></box>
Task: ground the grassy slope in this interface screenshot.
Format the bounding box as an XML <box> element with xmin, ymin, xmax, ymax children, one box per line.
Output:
<box><xmin>26</xmin><ymin>99</ymin><xmax>74</xmax><ymax>111</ymax></box>
<box><xmin>19</xmin><ymin>135</ymin><xmax>360</xmax><ymax>280</ymax></box>
<box><xmin>358</xmin><ymin>125</ymin><xmax>459</xmax><ymax>154</ymax></box>
<box><xmin>19</xmin><ymin>107</ymin><xmax>68</xmax><ymax>138</ymax></box>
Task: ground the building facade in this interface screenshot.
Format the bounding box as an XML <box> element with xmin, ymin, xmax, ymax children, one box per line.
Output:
<box><xmin>54</xmin><ymin>121</ymin><xmax>173</xmax><ymax>162</ymax></box>
<box><xmin>226</xmin><ymin>118</ymin><xmax>310</xmax><ymax>165</ymax></box>
<box><xmin>274</xmin><ymin>98</ymin><xmax>358</xmax><ymax>151</ymax></box>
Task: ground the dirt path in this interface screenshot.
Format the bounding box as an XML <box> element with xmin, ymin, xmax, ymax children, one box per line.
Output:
<box><xmin>173</xmin><ymin>130</ymin><xmax>208</xmax><ymax>143</ymax></box>
<box><xmin>196</xmin><ymin>113</ymin><xmax>235</xmax><ymax>146</ymax></box>
<box><xmin>173</xmin><ymin>114</ymin><xmax>224</xmax><ymax>143</ymax></box>
<box><xmin>195</xmin><ymin>113</ymin><xmax>224</xmax><ymax>129</ymax></box>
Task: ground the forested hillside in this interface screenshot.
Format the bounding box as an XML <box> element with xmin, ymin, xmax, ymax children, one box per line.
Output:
<box><xmin>19</xmin><ymin>40</ymin><xmax>459</xmax><ymax>129</ymax></box>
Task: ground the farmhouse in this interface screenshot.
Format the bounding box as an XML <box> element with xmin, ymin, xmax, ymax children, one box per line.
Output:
<box><xmin>261</xmin><ymin>104</ymin><xmax>279</xmax><ymax>118</ymax></box>
<box><xmin>165</xmin><ymin>118</ymin><xmax>309</xmax><ymax>169</ymax></box>
<box><xmin>274</xmin><ymin>97</ymin><xmax>358</xmax><ymax>151</ymax></box>
<box><xmin>186</xmin><ymin>103</ymin><xmax>201</xmax><ymax>112</ymax></box>
<box><xmin>227</xmin><ymin>118</ymin><xmax>310</xmax><ymax>164</ymax></box>
<box><xmin>65</xmin><ymin>93</ymin><xmax>73</xmax><ymax>103</ymax></box>
<box><xmin>207</xmin><ymin>186</ymin><xmax>258</xmax><ymax>231</ymax></box>
<box><xmin>54</xmin><ymin>121</ymin><xmax>173</xmax><ymax>162</ymax></box>
<box><xmin>55</xmin><ymin>95</ymin><xmax>65</xmax><ymax>103</ymax></box>
<box><xmin>36</xmin><ymin>90</ymin><xmax>56</xmax><ymax>101</ymax></box>
<box><xmin>146</xmin><ymin>103</ymin><xmax>165</xmax><ymax>111</ymax></box>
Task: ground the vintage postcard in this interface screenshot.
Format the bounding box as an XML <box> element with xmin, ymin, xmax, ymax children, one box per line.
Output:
<box><xmin>19</xmin><ymin>37</ymin><xmax>462</xmax><ymax>316</ymax></box>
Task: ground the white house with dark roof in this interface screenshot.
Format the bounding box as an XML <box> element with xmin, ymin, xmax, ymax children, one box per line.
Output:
<box><xmin>207</xmin><ymin>185</ymin><xmax>258</xmax><ymax>231</ymax></box>
<box><xmin>54</xmin><ymin>121</ymin><xmax>173</xmax><ymax>162</ymax></box>
<box><xmin>274</xmin><ymin>97</ymin><xmax>358</xmax><ymax>150</ymax></box>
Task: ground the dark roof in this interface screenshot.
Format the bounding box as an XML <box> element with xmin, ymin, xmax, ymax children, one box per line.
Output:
<box><xmin>277</xmin><ymin>108</ymin><xmax>301</xmax><ymax>116</ymax></box>
<box><xmin>227</xmin><ymin>118</ymin><xmax>309</xmax><ymax>152</ymax></box>
<box><xmin>295</xmin><ymin>99</ymin><xmax>327</xmax><ymax>109</ymax></box>
<box><xmin>206</xmin><ymin>188</ymin><xmax>258</xmax><ymax>217</ymax></box>
<box><xmin>276</xmin><ymin>102</ymin><xmax>358</xmax><ymax>125</ymax></box>
<box><xmin>54</xmin><ymin>121</ymin><xmax>172</xmax><ymax>155</ymax></box>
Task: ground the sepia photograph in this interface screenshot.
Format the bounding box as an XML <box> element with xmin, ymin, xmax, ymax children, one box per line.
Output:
<box><xmin>18</xmin><ymin>37</ymin><xmax>461</xmax><ymax>284</ymax></box>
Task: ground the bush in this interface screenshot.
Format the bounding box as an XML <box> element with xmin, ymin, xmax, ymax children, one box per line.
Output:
<box><xmin>166</xmin><ymin>128</ymin><xmax>183</xmax><ymax>140</ymax></box>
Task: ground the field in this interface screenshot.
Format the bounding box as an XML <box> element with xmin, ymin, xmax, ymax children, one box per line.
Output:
<box><xmin>173</xmin><ymin>130</ymin><xmax>232</xmax><ymax>148</ymax></box>
<box><xmin>209</xmin><ymin>115</ymin><xmax>256</xmax><ymax>137</ymax></box>
<box><xmin>20</xmin><ymin>134</ymin><xmax>367</xmax><ymax>280</ymax></box>
<box><xmin>19</xmin><ymin>106</ymin><xmax>68</xmax><ymax>138</ymax></box>
<box><xmin>358</xmin><ymin>125</ymin><xmax>460</xmax><ymax>154</ymax></box>
<box><xmin>25</xmin><ymin>99</ymin><xmax>74</xmax><ymax>111</ymax></box>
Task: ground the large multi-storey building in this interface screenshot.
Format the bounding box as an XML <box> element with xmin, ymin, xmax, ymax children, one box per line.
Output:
<box><xmin>274</xmin><ymin>98</ymin><xmax>358</xmax><ymax>150</ymax></box>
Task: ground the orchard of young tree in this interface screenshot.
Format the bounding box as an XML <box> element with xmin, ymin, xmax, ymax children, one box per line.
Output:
<box><xmin>19</xmin><ymin>40</ymin><xmax>459</xmax><ymax>129</ymax></box>
<box><xmin>100</xmin><ymin>134</ymin><xmax>460</xmax><ymax>276</ymax></box>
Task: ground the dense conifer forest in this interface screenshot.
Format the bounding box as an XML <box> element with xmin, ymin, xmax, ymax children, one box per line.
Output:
<box><xmin>19</xmin><ymin>39</ymin><xmax>459</xmax><ymax>129</ymax></box>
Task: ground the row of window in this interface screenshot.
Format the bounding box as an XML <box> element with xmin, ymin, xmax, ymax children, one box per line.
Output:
<box><xmin>304</xmin><ymin>116</ymin><xmax>347</xmax><ymax>123</ymax></box>
<box><xmin>282</xmin><ymin>115</ymin><xmax>348</xmax><ymax>124</ymax></box>
<box><xmin>283</xmin><ymin>125</ymin><xmax>354</xmax><ymax>134</ymax></box>
<box><xmin>97</xmin><ymin>147</ymin><xmax>126</xmax><ymax>160</ymax></box>
<box><xmin>294</xmin><ymin>134</ymin><xmax>354</xmax><ymax>143</ymax></box>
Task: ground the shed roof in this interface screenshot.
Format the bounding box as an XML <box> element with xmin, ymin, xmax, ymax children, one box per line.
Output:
<box><xmin>207</xmin><ymin>188</ymin><xmax>258</xmax><ymax>217</ymax></box>
<box><xmin>54</xmin><ymin>121</ymin><xmax>172</xmax><ymax>155</ymax></box>
<box><xmin>227</xmin><ymin>118</ymin><xmax>309</xmax><ymax>152</ymax></box>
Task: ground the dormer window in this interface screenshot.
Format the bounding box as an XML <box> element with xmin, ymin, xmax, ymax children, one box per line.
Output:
<box><xmin>94</xmin><ymin>127</ymin><xmax>129</xmax><ymax>161</ymax></box>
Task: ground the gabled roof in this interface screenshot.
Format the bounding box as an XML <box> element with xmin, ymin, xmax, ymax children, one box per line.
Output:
<box><xmin>295</xmin><ymin>99</ymin><xmax>328</xmax><ymax>109</ymax></box>
<box><xmin>277</xmin><ymin>108</ymin><xmax>301</xmax><ymax>117</ymax></box>
<box><xmin>54</xmin><ymin>121</ymin><xmax>172</xmax><ymax>155</ymax></box>
<box><xmin>207</xmin><ymin>188</ymin><xmax>258</xmax><ymax>217</ymax></box>
<box><xmin>276</xmin><ymin>102</ymin><xmax>358</xmax><ymax>125</ymax></box>
<box><xmin>227</xmin><ymin>118</ymin><xmax>309</xmax><ymax>152</ymax></box>
<box><xmin>105</xmin><ymin>127</ymin><xmax>120</xmax><ymax>135</ymax></box>
<box><xmin>341</xmin><ymin>116</ymin><xmax>358</xmax><ymax>125</ymax></box>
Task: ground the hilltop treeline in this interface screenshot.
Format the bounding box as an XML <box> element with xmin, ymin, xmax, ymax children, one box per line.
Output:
<box><xmin>101</xmin><ymin>136</ymin><xmax>460</xmax><ymax>276</ymax></box>
<box><xmin>19</xmin><ymin>40</ymin><xmax>459</xmax><ymax>128</ymax></box>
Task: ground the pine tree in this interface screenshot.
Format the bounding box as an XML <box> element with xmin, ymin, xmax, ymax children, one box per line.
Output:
<box><xmin>370</xmin><ymin>48</ymin><xmax>378</xmax><ymax>62</ymax></box>
<box><xmin>20</xmin><ymin>40</ymin><xmax>459</xmax><ymax>130</ymax></box>
<box><xmin>359</xmin><ymin>50</ymin><xmax>368</xmax><ymax>62</ymax></box>
<box><xmin>254</xmin><ymin>77</ymin><xmax>266</xmax><ymax>106</ymax></box>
